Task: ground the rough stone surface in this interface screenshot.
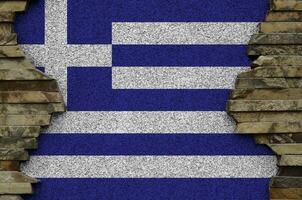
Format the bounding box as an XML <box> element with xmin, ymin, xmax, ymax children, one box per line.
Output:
<box><xmin>266</xmin><ymin>11</ymin><xmax>302</xmax><ymax>21</ymax></box>
<box><xmin>249</xmin><ymin>34</ymin><xmax>302</xmax><ymax>45</ymax></box>
<box><xmin>260</xmin><ymin>22</ymin><xmax>302</xmax><ymax>33</ymax></box>
<box><xmin>271</xmin><ymin>0</ymin><xmax>302</xmax><ymax>11</ymax></box>
<box><xmin>248</xmin><ymin>45</ymin><xmax>302</xmax><ymax>55</ymax></box>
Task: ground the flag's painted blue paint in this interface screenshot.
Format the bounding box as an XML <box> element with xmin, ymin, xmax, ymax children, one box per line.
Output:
<box><xmin>113</xmin><ymin>45</ymin><xmax>250</xmax><ymax>66</ymax></box>
<box><xmin>67</xmin><ymin>0</ymin><xmax>268</xmax><ymax>44</ymax></box>
<box><xmin>15</xmin><ymin>0</ymin><xmax>45</xmax><ymax>44</ymax></box>
<box><xmin>33</xmin><ymin>134</ymin><xmax>273</xmax><ymax>155</ymax></box>
<box><xmin>25</xmin><ymin>178</ymin><xmax>270</xmax><ymax>200</ymax></box>
<box><xmin>67</xmin><ymin>67</ymin><xmax>230</xmax><ymax>111</ymax></box>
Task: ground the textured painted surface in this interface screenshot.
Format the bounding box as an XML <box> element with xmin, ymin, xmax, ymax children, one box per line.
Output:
<box><xmin>12</xmin><ymin>0</ymin><xmax>285</xmax><ymax>199</ymax></box>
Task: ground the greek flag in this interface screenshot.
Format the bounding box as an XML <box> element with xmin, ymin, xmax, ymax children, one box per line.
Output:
<box><xmin>17</xmin><ymin>0</ymin><xmax>276</xmax><ymax>199</ymax></box>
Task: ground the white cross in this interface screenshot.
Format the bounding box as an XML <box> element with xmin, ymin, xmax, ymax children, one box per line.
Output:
<box><xmin>21</xmin><ymin>0</ymin><xmax>112</xmax><ymax>102</ymax></box>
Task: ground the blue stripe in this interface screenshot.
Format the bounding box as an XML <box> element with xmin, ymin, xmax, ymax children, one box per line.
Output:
<box><xmin>15</xmin><ymin>0</ymin><xmax>44</xmax><ymax>44</ymax></box>
<box><xmin>33</xmin><ymin>134</ymin><xmax>273</xmax><ymax>155</ymax></box>
<box><xmin>25</xmin><ymin>178</ymin><xmax>270</xmax><ymax>200</ymax></box>
<box><xmin>112</xmin><ymin>45</ymin><xmax>250</xmax><ymax>66</ymax></box>
<box><xmin>67</xmin><ymin>0</ymin><xmax>268</xmax><ymax>44</ymax></box>
<box><xmin>67</xmin><ymin>67</ymin><xmax>229</xmax><ymax>111</ymax></box>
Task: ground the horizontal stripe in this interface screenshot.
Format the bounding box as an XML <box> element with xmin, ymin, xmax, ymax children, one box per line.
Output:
<box><xmin>112</xmin><ymin>23</ymin><xmax>258</xmax><ymax>45</ymax></box>
<box><xmin>15</xmin><ymin>0</ymin><xmax>44</xmax><ymax>44</ymax></box>
<box><xmin>44</xmin><ymin>111</ymin><xmax>234</xmax><ymax>134</ymax></box>
<box><xmin>112</xmin><ymin>45</ymin><xmax>250</xmax><ymax>66</ymax></box>
<box><xmin>32</xmin><ymin>134</ymin><xmax>273</xmax><ymax>155</ymax></box>
<box><xmin>21</xmin><ymin>156</ymin><xmax>277</xmax><ymax>178</ymax></box>
<box><xmin>68</xmin><ymin>0</ymin><xmax>268</xmax><ymax>44</ymax></box>
<box><xmin>26</xmin><ymin>178</ymin><xmax>270</xmax><ymax>200</ymax></box>
<box><xmin>68</xmin><ymin>67</ymin><xmax>230</xmax><ymax>111</ymax></box>
<box><xmin>112</xmin><ymin>67</ymin><xmax>247</xmax><ymax>89</ymax></box>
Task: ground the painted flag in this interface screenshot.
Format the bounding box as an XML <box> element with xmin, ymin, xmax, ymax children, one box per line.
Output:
<box><xmin>17</xmin><ymin>0</ymin><xmax>276</xmax><ymax>199</ymax></box>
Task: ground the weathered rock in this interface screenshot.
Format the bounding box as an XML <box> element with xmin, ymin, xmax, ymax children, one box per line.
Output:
<box><xmin>270</xmin><ymin>187</ymin><xmax>302</xmax><ymax>199</ymax></box>
<box><xmin>269</xmin><ymin>144</ymin><xmax>302</xmax><ymax>155</ymax></box>
<box><xmin>235</xmin><ymin>78</ymin><xmax>302</xmax><ymax>89</ymax></box>
<box><xmin>248</xmin><ymin>45</ymin><xmax>302</xmax><ymax>55</ymax></box>
<box><xmin>0</xmin><ymin>69</ymin><xmax>52</xmax><ymax>80</ymax></box>
<box><xmin>253</xmin><ymin>56</ymin><xmax>302</xmax><ymax>67</ymax></box>
<box><xmin>0</xmin><ymin>195</ymin><xmax>23</xmax><ymax>200</ymax></box>
<box><xmin>0</xmin><ymin>149</ymin><xmax>28</xmax><ymax>161</ymax></box>
<box><xmin>231</xmin><ymin>89</ymin><xmax>302</xmax><ymax>100</ymax></box>
<box><xmin>0</xmin><ymin>161</ymin><xmax>19</xmax><ymax>171</ymax></box>
<box><xmin>0</xmin><ymin>138</ymin><xmax>37</xmax><ymax>149</ymax></box>
<box><xmin>0</xmin><ymin>23</ymin><xmax>13</xmax><ymax>35</ymax></box>
<box><xmin>0</xmin><ymin>58</ymin><xmax>35</xmax><ymax>69</ymax></box>
<box><xmin>236</xmin><ymin>122</ymin><xmax>302</xmax><ymax>134</ymax></box>
<box><xmin>279</xmin><ymin>155</ymin><xmax>302</xmax><ymax>166</ymax></box>
<box><xmin>238</xmin><ymin>67</ymin><xmax>302</xmax><ymax>78</ymax></box>
<box><xmin>0</xmin><ymin>115</ymin><xmax>50</xmax><ymax>126</ymax></box>
<box><xmin>0</xmin><ymin>80</ymin><xmax>60</xmax><ymax>91</ymax></box>
<box><xmin>228</xmin><ymin>100</ymin><xmax>302</xmax><ymax>112</ymax></box>
<box><xmin>270</xmin><ymin>176</ymin><xmax>302</xmax><ymax>188</ymax></box>
<box><xmin>271</xmin><ymin>0</ymin><xmax>302</xmax><ymax>11</ymax></box>
<box><xmin>0</xmin><ymin>91</ymin><xmax>62</xmax><ymax>103</ymax></box>
<box><xmin>0</xmin><ymin>183</ymin><xmax>32</xmax><ymax>194</ymax></box>
<box><xmin>0</xmin><ymin>104</ymin><xmax>65</xmax><ymax>114</ymax></box>
<box><xmin>230</xmin><ymin>112</ymin><xmax>302</xmax><ymax>123</ymax></box>
<box><xmin>249</xmin><ymin>34</ymin><xmax>302</xmax><ymax>45</ymax></box>
<box><xmin>0</xmin><ymin>1</ymin><xmax>28</xmax><ymax>12</ymax></box>
<box><xmin>0</xmin><ymin>12</ymin><xmax>14</xmax><ymax>22</ymax></box>
<box><xmin>260</xmin><ymin>22</ymin><xmax>302</xmax><ymax>33</ymax></box>
<box><xmin>0</xmin><ymin>46</ymin><xmax>24</xmax><ymax>57</ymax></box>
<box><xmin>0</xmin><ymin>126</ymin><xmax>40</xmax><ymax>138</ymax></box>
<box><xmin>254</xmin><ymin>134</ymin><xmax>302</xmax><ymax>144</ymax></box>
<box><xmin>266</xmin><ymin>11</ymin><xmax>302</xmax><ymax>21</ymax></box>
<box><xmin>0</xmin><ymin>171</ymin><xmax>38</xmax><ymax>183</ymax></box>
<box><xmin>0</xmin><ymin>33</ymin><xmax>16</xmax><ymax>45</ymax></box>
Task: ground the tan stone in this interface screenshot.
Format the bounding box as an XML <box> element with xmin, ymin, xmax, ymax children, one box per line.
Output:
<box><xmin>0</xmin><ymin>138</ymin><xmax>37</xmax><ymax>149</ymax></box>
<box><xmin>236</xmin><ymin>78</ymin><xmax>302</xmax><ymax>89</ymax></box>
<box><xmin>228</xmin><ymin>100</ymin><xmax>302</xmax><ymax>112</ymax></box>
<box><xmin>0</xmin><ymin>103</ymin><xmax>65</xmax><ymax>114</ymax></box>
<box><xmin>0</xmin><ymin>161</ymin><xmax>19</xmax><ymax>171</ymax></box>
<box><xmin>0</xmin><ymin>126</ymin><xmax>40</xmax><ymax>138</ymax></box>
<box><xmin>260</xmin><ymin>22</ymin><xmax>302</xmax><ymax>33</ymax></box>
<box><xmin>0</xmin><ymin>58</ymin><xmax>35</xmax><ymax>69</ymax></box>
<box><xmin>0</xmin><ymin>80</ymin><xmax>60</xmax><ymax>92</ymax></box>
<box><xmin>0</xmin><ymin>1</ymin><xmax>28</xmax><ymax>12</ymax></box>
<box><xmin>236</xmin><ymin>122</ymin><xmax>302</xmax><ymax>134</ymax></box>
<box><xmin>0</xmin><ymin>171</ymin><xmax>38</xmax><ymax>183</ymax></box>
<box><xmin>279</xmin><ymin>155</ymin><xmax>302</xmax><ymax>166</ymax></box>
<box><xmin>231</xmin><ymin>89</ymin><xmax>302</xmax><ymax>100</ymax></box>
<box><xmin>0</xmin><ymin>115</ymin><xmax>50</xmax><ymax>126</ymax></box>
<box><xmin>248</xmin><ymin>45</ymin><xmax>302</xmax><ymax>55</ymax></box>
<box><xmin>0</xmin><ymin>91</ymin><xmax>62</xmax><ymax>103</ymax></box>
<box><xmin>249</xmin><ymin>34</ymin><xmax>302</xmax><ymax>45</ymax></box>
<box><xmin>0</xmin><ymin>148</ymin><xmax>28</xmax><ymax>161</ymax></box>
<box><xmin>0</xmin><ymin>183</ymin><xmax>32</xmax><ymax>194</ymax></box>
<box><xmin>271</xmin><ymin>0</ymin><xmax>302</xmax><ymax>11</ymax></box>
<box><xmin>0</xmin><ymin>33</ymin><xmax>16</xmax><ymax>45</ymax></box>
<box><xmin>270</xmin><ymin>187</ymin><xmax>302</xmax><ymax>199</ymax></box>
<box><xmin>0</xmin><ymin>46</ymin><xmax>24</xmax><ymax>58</ymax></box>
<box><xmin>0</xmin><ymin>69</ymin><xmax>52</xmax><ymax>80</ymax></box>
<box><xmin>238</xmin><ymin>67</ymin><xmax>302</xmax><ymax>78</ymax></box>
<box><xmin>230</xmin><ymin>112</ymin><xmax>302</xmax><ymax>123</ymax></box>
<box><xmin>254</xmin><ymin>134</ymin><xmax>302</xmax><ymax>144</ymax></box>
<box><xmin>270</xmin><ymin>176</ymin><xmax>302</xmax><ymax>188</ymax></box>
<box><xmin>0</xmin><ymin>23</ymin><xmax>13</xmax><ymax>35</ymax></box>
<box><xmin>266</xmin><ymin>11</ymin><xmax>302</xmax><ymax>21</ymax></box>
<box><xmin>0</xmin><ymin>12</ymin><xmax>15</xmax><ymax>22</ymax></box>
<box><xmin>0</xmin><ymin>195</ymin><xmax>23</xmax><ymax>200</ymax></box>
<box><xmin>269</xmin><ymin>144</ymin><xmax>302</xmax><ymax>155</ymax></box>
<box><xmin>253</xmin><ymin>56</ymin><xmax>302</xmax><ymax>67</ymax></box>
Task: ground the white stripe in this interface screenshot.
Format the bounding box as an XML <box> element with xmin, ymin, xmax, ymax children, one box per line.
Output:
<box><xmin>44</xmin><ymin>111</ymin><xmax>234</xmax><ymax>134</ymax></box>
<box><xmin>112</xmin><ymin>22</ymin><xmax>259</xmax><ymax>45</ymax></box>
<box><xmin>22</xmin><ymin>156</ymin><xmax>277</xmax><ymax>178</ymax></box>
<box><xmin>112</xmin><ymin>67</ymin><xmax>248</xmax><ymax>89</ymax></box>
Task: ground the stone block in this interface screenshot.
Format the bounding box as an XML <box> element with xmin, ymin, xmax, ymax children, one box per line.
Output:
<box><xmin>0</xmin><ymin>12</ymin><xmax>15</xmax><ymax>22</ymax></box>
<box><xmin>0</xmin><ymin>138</ymin><xmax>37</xmax><ymax>149</ymax></box>
<box><xmin>271</xmin><ymin>0</ymin><xmax>302</xmax><ymax>11</ymax></box>
<box><xmin>236</xmin><ymin>122</ymin><xmax>302</xmax><ymax>134</ymax></box>
<box><xmin>0</xmin><ymin>195</ymin><xmax>23</xmax><ymax>200</ymax></box>
<box><xmin>0</xmin><ymin>126</ymin><xmax>40</xmax><ymax>138</ymax></box>
<box><xmin>0</xmin><ymin>161</ymin><xmax>19</xmax><ymax>171</ymax></box>
<box><xmin>260</xmin><ymin>22</ymin><xmax>302</xmax><ymax>33</ymax></box>
<box><xmin>235</xmin><ymin>78</ymin><xmax>302</xmax><ymax>89</ymax></box>
<box><xmin>270</xmin><ymin>176</ymin><xmax>302</xmax><ymax>188</ymax></box>
<box><xmin>0</xmin><ymin>91</ymin><xmax>63</xmax><ymax>103</ymax></box>
<box><xmin>0</xmin><ymin>46</ymin><xmax>24</xmax><ymax>58</ymax></box>
<box><xmin>269</xmin><ymin>144</ymin><xmax>302</xmax><ymax>155</ymax></box>
<box><xmin>270</xmin><ymin>187</ymin><xmax>302</xmax><ymax>199</ymax></box>
<box><xmin>0</xmin><ymin>23</ymin><xmax>13</xmax><ymax>35</ymax></box>
<box><xmin>248</xmin><ymin>45</ymin><xmax>302</xmax><ymax>55</ymax></box>
<box><xmin>230</xmin><ymin>112</ymin><xmax>302</xmax><ymax>123</ymax></box>
<box><xmin>231</xmin><ymin>89</ymin><xmax>302</xmax><ymax>100</ymax></box>
<box><xmin>0</xmin><ymin>115</ymin><xmax>50</xmax><ymax>126</ymax></box>
<box><xmin>238</xmin><ymin>67</ymin><xmax>302</xmax><ymax>78</ymax></box>
<box><xmin>253</xmin><ymin>56</ymin><xmax>302</xmax><ymax>67</ymax></box>
<box><xmin>279</xmin><ymin>155</ymin><xmax>302</xmax><ymax>166</ymax></box>
<box><xmin>0</xmin><ymin>80</ymin><xmax>60</xmax><ymax>92</ymax></box>
<box><xmin>266</xmin><ymin>11</ymin><xmax>302</xmax><ymax>21</ymax></box>
<box><xmin>249</xmin><ymin>34</ymin><xmax>302</xmax><ymax>45</ymax></box>
<box><xmin>0</xmin><ymin>1</ymin><xmax>28</xmax><ymax>12</ymax></box>
<box><xmin>0</xmin><ymin>148</ymin><xmax>28</xmax><ymax>161</ymax></box>
<box><xmin>0</xmin><ymin>183</ymin><xmax>32</xmax><ymax>194</ymax></box>
<box><xmin>0</xmin><ymin>104</ymin><xmax>65</xmax><ymax>114</ymax></box>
